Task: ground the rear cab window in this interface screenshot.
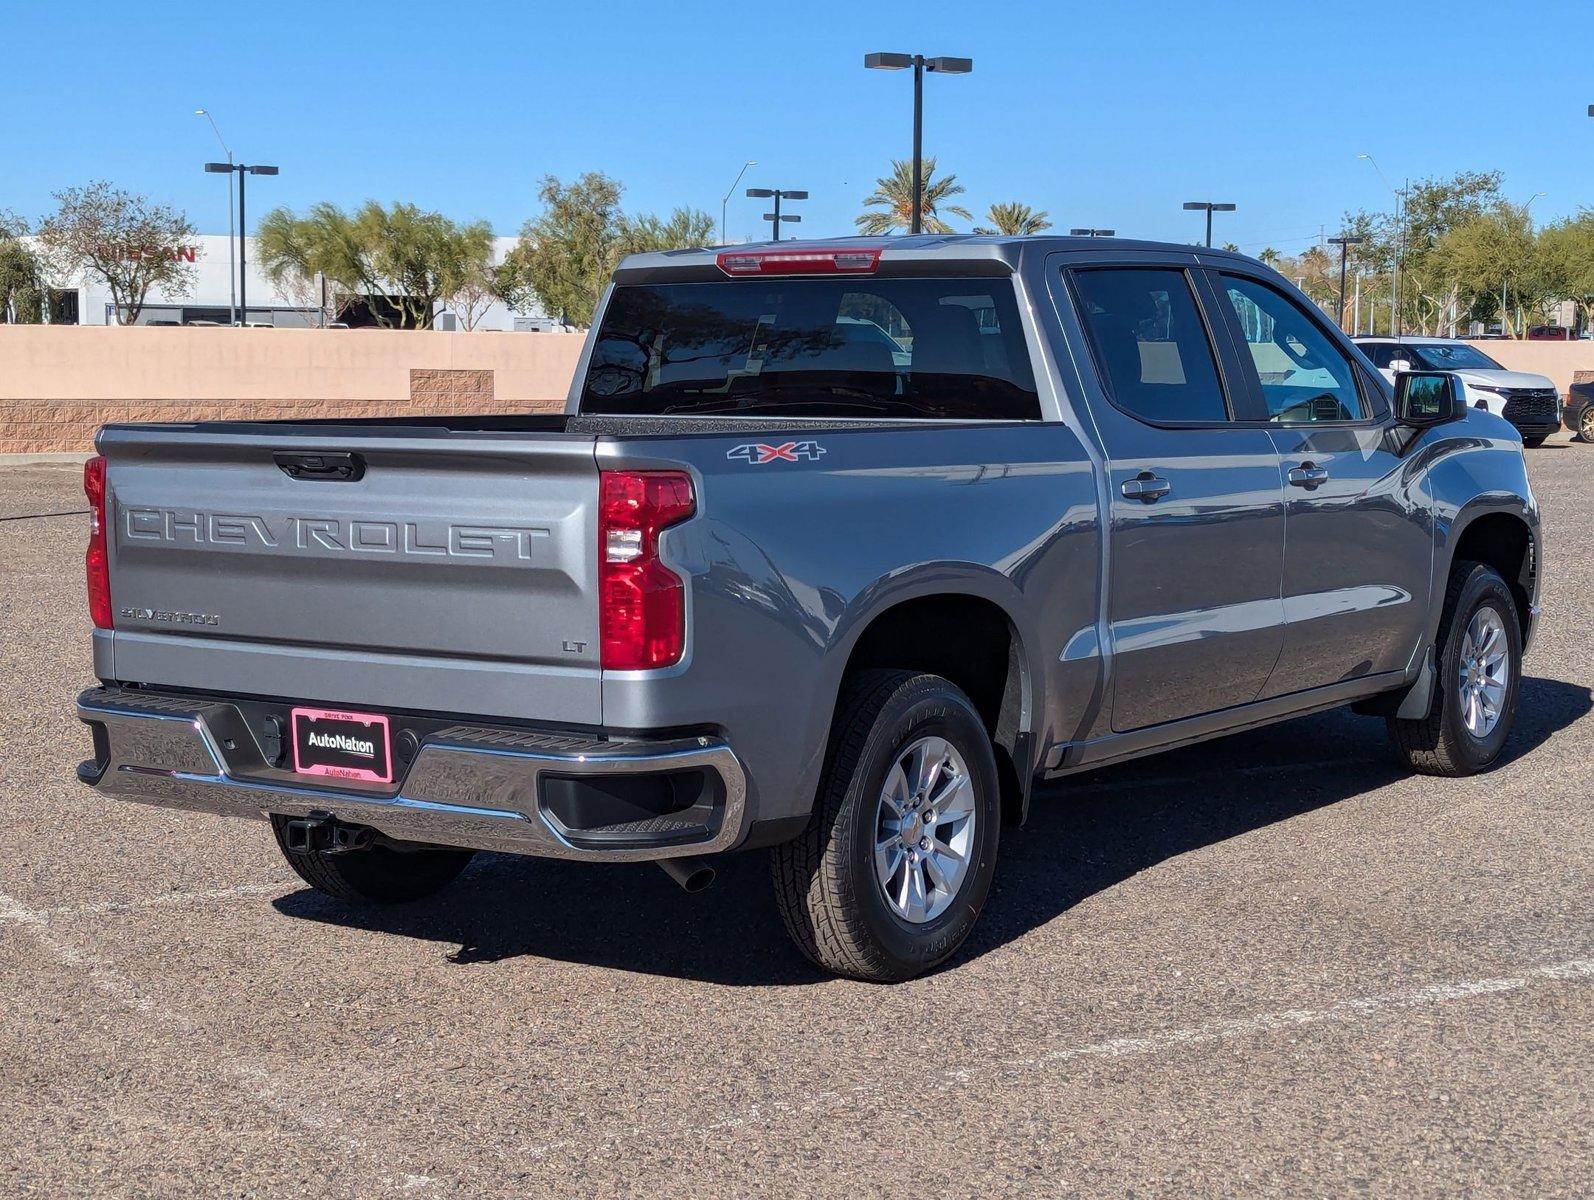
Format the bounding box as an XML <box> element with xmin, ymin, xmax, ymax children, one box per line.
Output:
<box><xmin>1069</xmin><ymin>267</ymin><xmax>1232</xmax><ymax>425</ymax></box>
<box><xmin>580</xmin><ymin>277</ymin><xmax>1040</xmax><ymax>420</ymax></box>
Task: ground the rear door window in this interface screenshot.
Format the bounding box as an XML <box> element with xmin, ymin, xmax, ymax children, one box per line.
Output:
<box><xmin>1070</xmin><ymin>267</ymin><xmax>1231</xmax><ymax>424</ymax></box>
<box><xmin>580</xmin><ymin>278</ymin><xmax>1039</xmax><ymax>420</ymax></box>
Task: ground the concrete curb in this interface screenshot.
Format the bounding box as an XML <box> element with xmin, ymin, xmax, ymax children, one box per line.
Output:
<box><xmin>0</xmin><ymin>453</ymin><xmax>93</xmax><ymax>467</ymax></box>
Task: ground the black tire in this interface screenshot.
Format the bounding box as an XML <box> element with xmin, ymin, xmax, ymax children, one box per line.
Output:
<box><xmin>1522</xmin><ymin>434</ymin><xmax>1549</xmax><ymax>448</ymax></box>
<box><xmin>771</xmin><ymin>670</ymin><xmax>1001</xmax><ymax>982</ymax></box>
<box><xmin>1387</xmin><ymin>561</ymin><xmax>1521</xmax><ymax>776</ymax></box>
<box><xmin>1578</xmin><ymin>408</ymin><xmax>1594</xmax><ymax>444</ymax></box>
<box><xmin>270</xmin><ymin>816</ymin><xmax>474</xmax><ymax>904</ymax></box>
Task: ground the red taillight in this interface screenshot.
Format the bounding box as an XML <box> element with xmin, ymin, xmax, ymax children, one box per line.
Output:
<box><xmin>83</xmin><ymin>455</ymin><xmax>113</xmax><ymax>629</ymax></box>
<box><xmin>599</xmin><ymin>470</ymin><xmax>694</xmax><ymax>670</ymax></box>
<box><xmin>716</xmin><ymin>246</ymin><xmax>882</xmax><ymax>277</ymax></box>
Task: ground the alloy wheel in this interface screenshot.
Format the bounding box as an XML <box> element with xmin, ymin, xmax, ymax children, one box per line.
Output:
<box><xmin>873</xmin><ymin>735</ymin><xmax>977</xmax><ymax>924</ymax></box>
<box><xmin>1457</xmin><ymin>605</ymin><xmax>1510</xmax><ymax>739</ymax></box>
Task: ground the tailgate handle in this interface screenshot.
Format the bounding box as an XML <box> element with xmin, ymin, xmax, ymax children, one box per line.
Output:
<box><xmin>274</xmin><ymin>451</ymin><xmax>365</xmax><ymax>482</ymax></box>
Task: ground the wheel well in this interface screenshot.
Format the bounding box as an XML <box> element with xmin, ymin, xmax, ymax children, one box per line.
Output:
<box><xmin>842</xmin><ymin>594</ymin><xmax>1030</xmax><ymax>824</ymax></box>
<box><xmin>1452</xmin><ymin>513</ymin><xmax>1534</xmax><ymax>640</ymax></box>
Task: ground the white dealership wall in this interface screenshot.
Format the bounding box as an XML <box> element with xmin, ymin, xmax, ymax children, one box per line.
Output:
<box><xmin>48</xmin><ymin>234</ymin><xmax>552</xmax><ymax>330</ymax></box>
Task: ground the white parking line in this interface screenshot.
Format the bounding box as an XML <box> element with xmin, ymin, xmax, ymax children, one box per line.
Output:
<box><xmin>0</xmin><ymin>882</ymin><xmax>431</xmax><ymax>1192</ymax></box>
<box><xmin>0</xmin><ymin>881</ymin><xmax>294</xmax><ymax>925</ymax></box>
<box><xmin>524</xmin><ymin>956</ymin><xmax>1594</xmax><ymax>1159</ymax></box>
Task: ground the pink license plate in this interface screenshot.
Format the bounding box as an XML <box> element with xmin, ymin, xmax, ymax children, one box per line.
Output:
<box><xmin>290</xmin><ymin>707</ymin><xmax>394</xmax><ymax>784</ymax></box>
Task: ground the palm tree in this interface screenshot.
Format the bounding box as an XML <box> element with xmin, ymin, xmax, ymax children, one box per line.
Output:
<box><xmin>1258</xmin><ymin>247</ymin><xmax>1281</xmax><ymax>266</ymax></box>
<box><xmin>855</xmin><ymin>158</ymin><xmax>972</xmax><ymax>235</ymax></box>
<box><xmin>973</xmin><ymin>201</ymin><xmax>1051</xmax><ymax>236</ymax></box>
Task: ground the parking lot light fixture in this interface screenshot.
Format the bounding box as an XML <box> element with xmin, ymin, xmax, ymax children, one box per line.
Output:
<box><xmin>1182</xmin><ymin>201</ymin><xmax>1236</xmax><ymax>248</ymax></box>
<box><xmin>865</xmin><ymin>51</ymin><xmax>973</xmax><ymax>235</ymax></box>
<box><xmin>203</xmin><ymin>161</ymin><xmax>279</xmax><ymax>323</ymax></box>
<box><xmin>747</xmin><ymin>187</ymin><xmax>807</xmax><ymax>241</ymax></box>
<box><xmin>1327</xmin><ymin>236</ymin><xmax>1365</xmax><ymax>331</ymax></box>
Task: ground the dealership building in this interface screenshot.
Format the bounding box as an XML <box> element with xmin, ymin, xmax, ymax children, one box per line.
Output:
<box><xmin>41</xmin><ymin>233</ymin><xmax>559</xmax><ymax>331</ymax></box>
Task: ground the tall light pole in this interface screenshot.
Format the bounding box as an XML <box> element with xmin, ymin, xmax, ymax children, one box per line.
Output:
<box><xmin>1069</xmin><ymin>227</ymin><xmax>1116</xmax><ymax>238</ymax></box>
<box><xmin>746</xmin><ymin>188</ymin><xmax>806</xmax><ymax>241</ymax></box>
<box><xmin>720</xmin><ymin>159</ymin><xmax>756</xmax><ymax>244</ymax></box>
<box><xmin>1358</xmin><ymin>153</ymin><xmax>1405</xmax><ymax>337</ymax></box>
<box><xmin>205</xmin><ymin>162</ymin><xmax>278</xmax><ymax>323</ymax></box>
<box><xmin>1182</xmin><ymin>201</ymin><xmax>1235</xmax><ymax>247</ymax></box>
<box><xmin>195</xmin><ymin>109</ymin><xmax>236</xmax><ymax>325</ymax></box>
<box><xmin>1327</xmin><ymin>235</ymin><xmax>1364</xmax><ymax>331</ymax></box>
<box><xmin>864</xmin><ymin>52</ymin><xmax>973</xmax><ymax>235</ymax></box>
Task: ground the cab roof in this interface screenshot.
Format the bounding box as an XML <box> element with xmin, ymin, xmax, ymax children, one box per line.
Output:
<box><xmin>611</xmin><ymin>233</ymin><xmax>1265</xmax><ymax>283</ymax></box>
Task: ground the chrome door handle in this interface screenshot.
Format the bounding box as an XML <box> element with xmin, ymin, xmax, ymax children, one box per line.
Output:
<box><xmin>1121</xmin><ymin>472</ymin><xmax>1171</xmax><ymax>502</ymax></box>
<box><xmin>1288</xmin><ymin>462</ymin><xmax>1330</xmax><ymax>489</ymax></box>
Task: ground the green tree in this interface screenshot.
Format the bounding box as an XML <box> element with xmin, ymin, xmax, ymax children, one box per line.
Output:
<box><xmin>37</xmin><ymin>182</ymin><xmax>196</xmax><ymax>325</ymax></box>
<box><xmin>498</xmin><ymin>175</ymin><xmax>714</xmax><ymax>327</ymax></box>
<box><xmin>1432</xmin><ymin>204</ymin><xmax>1538</xmax><ymax>336</ymax></box>
<box><xmin>256</xmin><ymin>201</ymin><xmax>493</xmax><ymax>328</ymax></box>
<box><xmin>972</xmin><ymin>201</ymin><xmax>1051</xmax><ymax>236</ymax></box>
<box><xmin>856</xmin><ymin>158</ymin><xmax>972</xmax><ymax>235</ymax></box>
<box><xmin>1341</xmin><ymin>170</ymin><xmax>1504</xmax><ymax>334</ymax></box>
<box><xmin>0</xmin><ymin>211</ymin><xmax>46</xmax><ymax>324</ymax></box>
<box><xmin>1535</xmin><ymin>212</ymin><xmax>1594</xmax><ymax>333</ymax></box>
<box><xmin>498</xmin><ymin>174</ymin><xmax>625</xmax><ymax>327</ymax></box>
<box><xmin>621</xmin><ymin>206</ymin><xmax>717</xmax><ymax>255</ymax></box>
<box><xmin>1257</xmin><ymin>247</ymin><xmax>1281</xmax><ymax>266</ymax></box>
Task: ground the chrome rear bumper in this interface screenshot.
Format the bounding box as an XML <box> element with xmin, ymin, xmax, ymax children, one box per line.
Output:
<box><xmin>76</xmin><ymin>688</ymin><xmax>747</xmax><ymax>861</ymax></box>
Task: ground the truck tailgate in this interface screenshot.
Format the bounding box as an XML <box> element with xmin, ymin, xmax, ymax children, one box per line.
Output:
<box><xmin>98</xmin><ymin>426</ymin><xmax>603</xmax><ymax>725</ymax></box>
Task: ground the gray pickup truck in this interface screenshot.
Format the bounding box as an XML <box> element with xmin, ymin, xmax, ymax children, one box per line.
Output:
<box><xmin>76</xmin><ymin>236</ymin><xmax>1541</xmax><ymax>981</ymax></box>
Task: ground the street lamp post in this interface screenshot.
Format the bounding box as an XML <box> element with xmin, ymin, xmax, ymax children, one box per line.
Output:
<box><xmin>1327</xmin><ymin>235</ymin><xmax>1365</xmax><ymax>331</ymax></box>
<box><xmin>865</xmin><ymin>52</ymin><xmax>973</xmax><ymax>235</ymax></box>
<box><xmin>194</xmin><ymin>109</ymin><xmax>236</xmax><ymax>325</ymax></box>
<box><xmin>1069</xmin><ymin>227</ymin><xmax>1116</xmax><ymax>238</ymax></box>
<box><xmin>205</xmin><ymin>162</ymin><xmax>278</xmax><ymax>324</ymax></box>
<box><xmin>746</xmin><ymin>188</ymin><xmax>807</xmax><ymax>241</ymax></box>
<box><xmin>720</xmin><ymin>160</ymin><xmax>756</xmax><ymax>244</ymax></box>
<box><xmin>1182</xmin><ymin>201</ymin><xmax>1236</xmax><ymax>248</ymax></box>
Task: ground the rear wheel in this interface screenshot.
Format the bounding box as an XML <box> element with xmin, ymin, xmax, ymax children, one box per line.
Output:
<box><xmin>771</xmin><ymin>670</ymin><xmax>1000</xmax><ymax>982</ymax></box>
<box><xmin>270</xmin><ymin>815</ymin><xmax>474</xmax><ymax>904</ymax></box>
<box><xmin>1387</xmin><ymin>561</ymin><xmax>1521</xmax><ymax>776</ymax></box>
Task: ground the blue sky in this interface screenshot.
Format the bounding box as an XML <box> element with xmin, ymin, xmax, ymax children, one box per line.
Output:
<box><xmin>4</xmin><ymin>0</ymin><xmax>1591</xmax><ymax>252</ymax></box>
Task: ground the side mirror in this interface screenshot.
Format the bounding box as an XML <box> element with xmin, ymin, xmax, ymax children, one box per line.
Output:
<box><xmin>1394</xmin><ymin>370</ymin><xmax>1464</xmax><ymax>428</ymax></box>
<box><xmin>1388</xmin><ymin>357</ymin><xmax>1413</xmax><ymax>373</ymax></box>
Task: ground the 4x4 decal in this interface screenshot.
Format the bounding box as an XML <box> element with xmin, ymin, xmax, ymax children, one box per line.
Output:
<box><xmin>727</xmin><ymin>441</ymin><xmax>827</xmax><ymax>465</ymax></box>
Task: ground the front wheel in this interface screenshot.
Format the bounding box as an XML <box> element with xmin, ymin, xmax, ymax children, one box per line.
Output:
<box><xmin>771</xmin><ymin>670</ymin><xmax>1001</xmax><ymax>982</ymax></box>
<box><xmin>1522</xmin><ymin>434</ymin><xmax>1549</xmax><ymax>449</ymax></box>
<box><xmin>1387</xmin><ymin>561</ymin><xmax>1522</xmax><ymax>776</ymax></box>
<box><xmin>1579</xmin><ymin>407</ymin><xmax>1594</xmax><ymax>444</ymax></box>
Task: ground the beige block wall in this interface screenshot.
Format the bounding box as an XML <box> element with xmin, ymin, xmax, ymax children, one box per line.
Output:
<box><xmin>0</xmin><ymin>326</ymin><xmax>587</xmax><ymax>454</ymax></box>
<box><xmin>1470</xmin><ymin>341</ymin><xmax>1594</xmax><ymax>395</ymax></box>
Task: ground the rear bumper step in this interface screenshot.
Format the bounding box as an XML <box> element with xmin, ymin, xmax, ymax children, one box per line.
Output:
<box><xmin>75</xmin><ymin>687</ymin><xmax>748</xmax><ymax>862</ymax></box>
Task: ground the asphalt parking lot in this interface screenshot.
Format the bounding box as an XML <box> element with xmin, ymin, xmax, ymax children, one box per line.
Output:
<box><xmin>1</xmin><ymin>440</ymin><xmax>1589</xmax><ymax>1198</ymax></box>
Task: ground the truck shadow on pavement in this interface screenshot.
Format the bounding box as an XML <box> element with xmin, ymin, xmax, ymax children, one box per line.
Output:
<box><xmin>272</xmin><ymin>675</ymin><xmax>1590</xmax><ymax>986</ymax></box>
